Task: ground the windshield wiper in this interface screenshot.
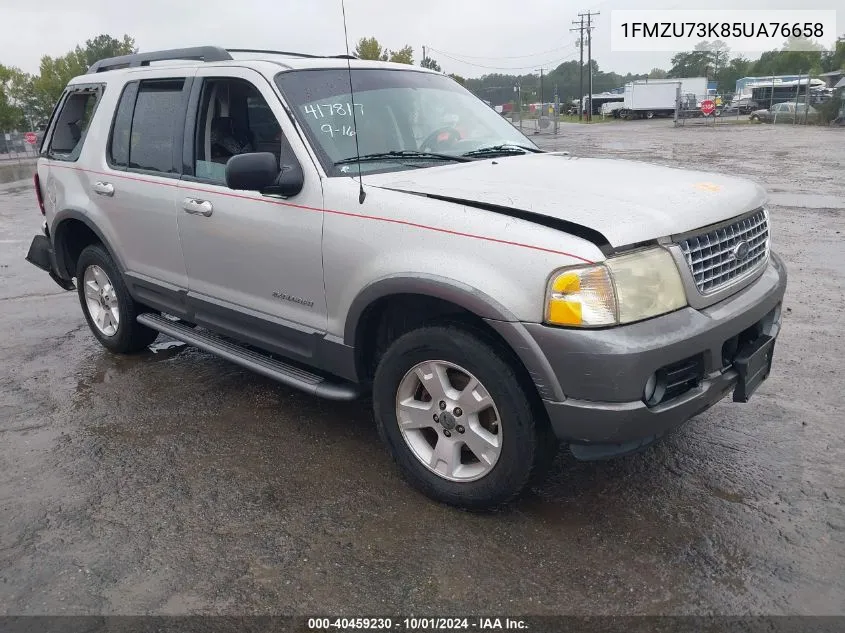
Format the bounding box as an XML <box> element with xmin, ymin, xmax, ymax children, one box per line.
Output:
<box><xmin>461</xmin><ymin>144</ymin><xmax>543</xmax><ymax>157</ymax></box>
<box><xmin>334</xmin><ymin>150</ymin><xmax>471</xmax><ymax>166</ymax></box>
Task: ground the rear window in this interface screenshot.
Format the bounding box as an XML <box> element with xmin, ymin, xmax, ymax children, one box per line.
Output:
<box><xmin>45</xmin><ymin>88</ymin><xmax>101</xmax><ymax>161</ymax></box>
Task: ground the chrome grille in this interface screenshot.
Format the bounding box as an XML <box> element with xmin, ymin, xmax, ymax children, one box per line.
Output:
<box><xmin>679</xmin><ymin>209</ymin><xmax>769</xmax><ymax>294</ymax></box>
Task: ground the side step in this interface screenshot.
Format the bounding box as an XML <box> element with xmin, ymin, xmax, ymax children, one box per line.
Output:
<box><xmin>137</xmin><ymin>313</ymin><xmax>359</xmax><ymax>401</ymax></box>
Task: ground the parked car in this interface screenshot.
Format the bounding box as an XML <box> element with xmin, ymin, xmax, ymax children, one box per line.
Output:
<box><xmin>716</xmin><ymin>99</ymin><xmax>758</xmax><ymax>116</ymax></box>
<box><xmin>750</xmin><ymin>102</ymin><xmax>819</xmax><ymax>124</ymax></box>
<box><xmin>26</xmin><ymin>46</ymin><xmax>786</xmax><ymax>509</ymax></box>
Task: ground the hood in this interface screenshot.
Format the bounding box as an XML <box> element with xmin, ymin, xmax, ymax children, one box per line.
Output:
<box><xmin>365</xmin><ymin>154</ymin><xmax>767</xmax><ymax>249</ymax></box>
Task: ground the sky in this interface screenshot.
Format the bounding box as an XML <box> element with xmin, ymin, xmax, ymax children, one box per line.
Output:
<box><xmin>1</xmin><ymin>0</ymin><xmax>842</xmax><ymax>78</ymax></box>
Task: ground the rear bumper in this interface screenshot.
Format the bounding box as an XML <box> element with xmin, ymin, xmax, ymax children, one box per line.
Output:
<box><xmin>523</xmin><ymin>253</ymin><xmax>787</xmax><ymax>446</ymax></box>
<box><xmin>25</xmin><ymin>225</ymin><xmax>75</xmax><ymax>291</ymax></box>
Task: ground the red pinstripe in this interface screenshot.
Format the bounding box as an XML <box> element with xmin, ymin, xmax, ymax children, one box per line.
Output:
<box><xmin>46</xmin><ymin>162</ymin><xmax>594</xmax><ymax>263</ymax></box>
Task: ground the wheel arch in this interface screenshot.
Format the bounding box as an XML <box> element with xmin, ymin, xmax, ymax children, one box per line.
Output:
<box><xmin>51</xmin><ymin>210</ymin><xmax>124</xmax><ymax>280</ymax></box>
<box><xmin>343</xmin><ymin>274</ymin><xmax>518</xmax><ymax>346</ymax></box>
<box><xmin>344</xmin><ymin>275</ymin><xmax>564</xmax><ymax>401</ymax></box>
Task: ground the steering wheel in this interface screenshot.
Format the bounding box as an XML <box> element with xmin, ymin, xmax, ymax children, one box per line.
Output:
<box><xmin>420</xmin><ymin>127</ymin><xmax>461</xmax><ymax>152</ymax></box>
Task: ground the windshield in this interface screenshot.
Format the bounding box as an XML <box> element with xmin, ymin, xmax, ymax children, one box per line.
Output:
<box><xmin>275</xmin><ymin>68</ymin><xmax>538</xmax><ymax>176</ymax></box>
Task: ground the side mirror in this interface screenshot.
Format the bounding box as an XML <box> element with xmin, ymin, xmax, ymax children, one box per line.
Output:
<box><xmin>225</xmin><ymin>152</ymin><xmax>304</xmax><ymax>197</ymax></box>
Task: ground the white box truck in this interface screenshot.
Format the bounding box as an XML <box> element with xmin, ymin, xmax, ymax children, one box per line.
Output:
<box><xmin>618</xmin><ymin>78</ymin><xmax>708</xmax><ymax>119</ymax></box>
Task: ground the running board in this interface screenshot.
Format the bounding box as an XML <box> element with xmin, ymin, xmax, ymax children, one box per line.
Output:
<box><xmin>137</xmin><ymin>313</ymin><xmax>359</xmax><ymax>401</ymax></box>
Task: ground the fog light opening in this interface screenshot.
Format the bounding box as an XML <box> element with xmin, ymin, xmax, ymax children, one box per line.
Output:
<box><xmin>644</xmin><ymin>373</ymin><xmax>666</xmax><ymax>406</ymax></box>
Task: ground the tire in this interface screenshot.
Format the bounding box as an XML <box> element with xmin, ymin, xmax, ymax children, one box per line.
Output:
<box><xmin>750</xmin><ymin>114</ymin><xmax>759</xmax><ymax>122</ymax></box>
<box><xmin>373</xmin><ymin>324</ymin><xmax>555</xmax><ymax>510</ymax></box>
<box><xmin>76</xmin><ymin>243</ymin><xmax>158</xmax><ymax>353</ymax></box>
<box><xmin>646</xmin><ymin>111</ymin><xmax>654</xmax><ymax>119</ymax></box>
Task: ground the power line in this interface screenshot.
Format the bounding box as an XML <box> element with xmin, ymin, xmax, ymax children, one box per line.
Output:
<box><xmin>428</xmin><ymin>46</ymin><xmax>578</xmax><ymax>71</ymax></box>
<box><xmin>426</xmin><ymin>43</ymin><xmax>575</xmax><ymax>61</ymax></box>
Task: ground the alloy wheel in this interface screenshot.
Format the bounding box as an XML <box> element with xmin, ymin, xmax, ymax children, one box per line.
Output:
<box><xmin>395</xmin><ymin>360</ymin><xmax>502</xmax><ymax>482</ymax></box>
<box><xmin>83</xmin><ymin>264</ymin><xmax>120</xmax><ymax>337</ymax></box>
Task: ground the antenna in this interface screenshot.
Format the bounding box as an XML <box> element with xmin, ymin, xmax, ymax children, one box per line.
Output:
<box><xmin>340</xmin><ymin>0</ymin><xmax>366</xmax><ymax>204</ymax></box>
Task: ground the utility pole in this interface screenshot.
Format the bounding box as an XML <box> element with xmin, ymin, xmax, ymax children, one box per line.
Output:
<box><xmin>422</xmin><ymin>45</ymin><xmax>426</xmax><ymax>64</ymax></box>
<box><xmin>534</xmin><ymin>68</ymin><xmax>545</xmax><ymax>108</ymax></box>
<box><xmin>570</xmin><ymin>16</ymin><xmax>585</xmax><ymax>120</ymax></box>
<box><xmin>540</xmin><ymin>68</ymin><xmax>544</xmax><ymax>106</ymax></box>
<box><xmin>803</xmin><ymin>72</ymin><xmax>811</xmax><ymax>124</ymax></box>
<box><xmin>578</xmin><ymin>10</ymin><xmax>599</xmax><ymax>121</ymax></box>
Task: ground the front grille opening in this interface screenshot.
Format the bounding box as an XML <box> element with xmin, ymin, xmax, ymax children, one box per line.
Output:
<box><xmin>645</xmin><ymin>354</ymin><xmax>704</xmax><ymax>407</ymax></box>
<box><xmin>679</xmin><ymin>209</ymin><xmax>769</xmax><ymax>295</ymax></box>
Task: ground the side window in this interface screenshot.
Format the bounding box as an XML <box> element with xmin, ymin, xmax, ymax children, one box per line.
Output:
<box><xmin>46</xmin><ymin>88</ymin><xmax>101</xmax><ymax>161</ymax></box>
<box><xmin>108</xmin><ymin>82</ymin><xmax>138</xmax><ymax>168</ymax></box>
<box><xmin>193</xmin><ymin>78</ymin><xmax>282</xmax><ymax>184</ymax></box>
<box><xmin>247</xmin><ymin>95</ymin><xmax>283</xmax><ymax>153</ymax></box>
<box><xmin>128</xmin><ymin>79</ymin><xmax>186</xmax><ymax>174</ymax></box>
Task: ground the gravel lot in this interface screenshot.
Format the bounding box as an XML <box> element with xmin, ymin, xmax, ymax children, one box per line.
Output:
<box><xmin>1</xmin><ymin>120</ymin><xmax>843</xmax><ymax>616</ymax></box>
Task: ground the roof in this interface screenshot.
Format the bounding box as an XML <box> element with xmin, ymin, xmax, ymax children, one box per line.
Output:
<box><xmin>819</xmin><ymin>70</ymin><xmax>844</xmax><ymax>77</ymax></box>
<box><xmin>835</xmin><ymin>77</ymin><xmax>845</xmax><ymax>90</ymax></box>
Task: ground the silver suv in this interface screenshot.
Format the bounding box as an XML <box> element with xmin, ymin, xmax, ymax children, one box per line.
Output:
<box><xmin>26</xmin><ymin>47</ymin><xmax>786</xmax><ymax>509</ymax></box>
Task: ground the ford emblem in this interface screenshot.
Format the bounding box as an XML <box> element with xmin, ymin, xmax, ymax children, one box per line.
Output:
<box><xmin>733</xmin><ymin>240</ymin><xmax>750</xmax><ymax>261</ymax></box>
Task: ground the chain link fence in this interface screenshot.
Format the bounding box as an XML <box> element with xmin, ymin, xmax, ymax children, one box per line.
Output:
<box><xmin>506</xmin><ymin>111</ymin><xmax>562</xmax><ymax>136</ymax></box>
<box><xmin>675</xmin><ymin>92</ymin><xmax>824</xmax><ymax>127</ymax></box>
<box><xmin>0</xmin><ymin>131</ymin><xmax>41</xmax><ymax>162</ymax></box>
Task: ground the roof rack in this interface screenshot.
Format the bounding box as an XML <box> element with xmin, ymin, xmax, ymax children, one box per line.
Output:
<box><xmin>86</xmin><ymin>46</ymin><xmax>360</xmax><ymax>74</ymax></box>
<box><xmin>86</xmin><ymin>46</ymin><xmax>233</xmax><ymax>74</ymax></box>
<box><xmin>227</xmin><ymin>48</ymin><xmax>357</xmax><ymax>60</ymax></box>
<box><xmin>226</xmin><ymin>48</ymin><xmax>320</xmax><ymax>59</ymax></box>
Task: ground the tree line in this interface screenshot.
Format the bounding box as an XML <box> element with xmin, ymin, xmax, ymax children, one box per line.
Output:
<box><xmin>2</xmin><ymin>34</ymin><xmax>843</xmax><ymax>132</ymax></box>
<box><xmin>0</xmin><ymin>35</ymin><xmax>136</xmax><ymax>131</ymax></box>
<box><xmin>354</xmin><ymin>35</ymin><xmax>844</xmax><ymax>107</ymax></box>
<box><xmin>663</xmin><ymin>37</ymin><xmax>845</xmax><ymax>96</ymax></box>
<box><xmin>353</xmin><ymin>37</ymin><xmax>465</xmax><ymax>85</ymax></box>
<box><xmin>465</xmin><ymin>37</ymin><xmax>845</xmax><ymax>107</ymax></box>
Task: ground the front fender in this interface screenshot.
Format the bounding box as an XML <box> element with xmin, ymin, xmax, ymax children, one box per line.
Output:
<box><xmin>342</xmin><ymin>273</ymin><xmax>518</xmax><ymax>345</ymax></box>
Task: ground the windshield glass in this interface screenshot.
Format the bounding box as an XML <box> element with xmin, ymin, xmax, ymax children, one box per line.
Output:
<box><xmin>275</xmin><ymin>68</ymin><xmax>537</xmax><ymax>176</ymax></box>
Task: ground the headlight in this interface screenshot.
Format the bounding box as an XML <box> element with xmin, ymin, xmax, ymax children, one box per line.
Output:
<box><xmin>545</xmin><ymin>247</ymin><xmax>686</xmax><ymax>327</ymax></box>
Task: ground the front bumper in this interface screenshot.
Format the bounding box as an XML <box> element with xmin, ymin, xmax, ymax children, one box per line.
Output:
<box><xmin>25</xmin><ymin>224</ymin><xmax>75</xmax><ymax>291</ymax></box>
<box><xmin>524</xmin><ymin>252</ymin><xmax>787</xmax><ymax>446</ymax></box>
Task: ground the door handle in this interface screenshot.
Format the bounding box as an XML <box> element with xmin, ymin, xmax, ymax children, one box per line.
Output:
<box><xmin>182</xmin><ymin>197</ymin><xmax>213</xmax><ymax>217</ymax></box>
<box><xmin>92</xmin><ymin>182</ymin><xmax>114</xmax><ymax>197</ymax></box>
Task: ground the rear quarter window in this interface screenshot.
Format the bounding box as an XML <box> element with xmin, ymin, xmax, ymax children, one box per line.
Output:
<box><xmin>44</xmin><ymin>87</ymin><xmax>103</xmax><ymax>162</ymax></box>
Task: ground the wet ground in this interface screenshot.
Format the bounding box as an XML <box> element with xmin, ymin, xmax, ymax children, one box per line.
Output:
<box><xmin>1</xmin><ymin>121</ymin><xmax>843</xmax><ymax>615</ymax></box>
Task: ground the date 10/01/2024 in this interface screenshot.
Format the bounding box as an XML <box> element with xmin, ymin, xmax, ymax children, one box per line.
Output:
<box><xmin>307</xmin><ymin>617</ymin><xmax>528</xmax><ymax>630</ymax></box>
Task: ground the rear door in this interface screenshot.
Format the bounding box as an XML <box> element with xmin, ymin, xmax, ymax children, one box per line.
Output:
<box><xmin>176</xmin><ymin>66</ymin><xmax>327</xmax><ymax>361</ymax></box>
<box><xmin>87</xmin><ymin>72</ymin><xmax>194</xmax><ymax>314</ymax></box>
<box><xmin>39</xmin><ymin>82</ymin><xmax>104</xmax><ymax>238</ymax></box>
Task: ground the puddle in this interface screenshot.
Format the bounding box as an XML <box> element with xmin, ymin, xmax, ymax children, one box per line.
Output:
<box><xmin>148</xmin><ymin>340</ymin><xmax>186</xmax><ymax>354</ymax></box>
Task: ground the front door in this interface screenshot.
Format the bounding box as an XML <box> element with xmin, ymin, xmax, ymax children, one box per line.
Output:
<box><xmin>177</xmin><ymin>67</ymin><xmax>326</xmax><ymax>362</ymax></box>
